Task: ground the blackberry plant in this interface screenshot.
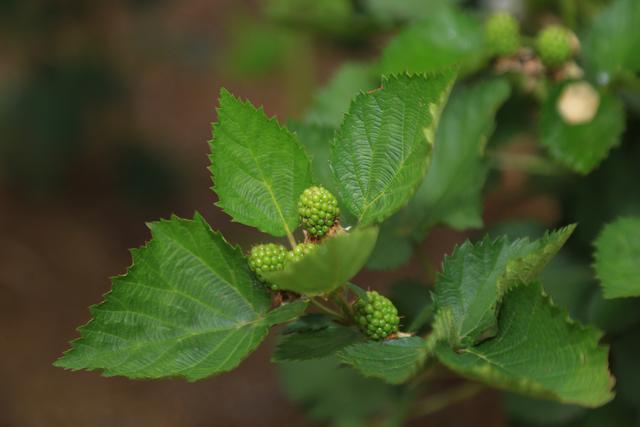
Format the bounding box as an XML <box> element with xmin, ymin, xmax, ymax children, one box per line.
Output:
<box><xmin>56</xmin><ymin>0</ymin><xmax>640</xmax><ymax>425</ymax></box>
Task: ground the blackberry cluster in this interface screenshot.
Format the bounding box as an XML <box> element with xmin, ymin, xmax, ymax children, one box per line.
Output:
<box><xmin>248</xmin><ymin>243</ymin><xmax>287</xmax><ymax>289</ymax></box>
<box><xmin>298</xmin><ymin>186</ymin><xmax>339</xmax><ymax>238</ymax></box>
<box><xmin>485</xmin><ymin>12</ymin><xmax>521</xmax><ymax>57</ymax></box>
<box><xmin>536</xmin><ymin>25</ymin><xmax>572</xmax><ymax>68</ymax></box>
<box><xmin>288</xmin><ymin>242</ymin><xmax>317</xmax><ymax>263</ymax></box>
<box><xmin>353</xmin><ymin>291</ymin><xmax>400</xmax><ymax>340</ymax></box>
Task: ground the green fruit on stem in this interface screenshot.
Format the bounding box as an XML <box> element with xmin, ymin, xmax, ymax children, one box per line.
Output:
<box><xmin>248</xmin><ymin>243</ymin><xmax>287</xmax><ymax>290</ymax></box>
<box><xmin>536</xmin><ymin>25</ymin><xmax>572</xmax><ymax>68</ymax></box>
<box><xmin>298</xmin><ymin>186</ymin><xmax>339</xmax><ymax>238</ymax></box>
<box><xmin>353</xmin><ymin>291</ymin><xmax>400</xmax><ymax>340</ymax></box>
<box><xmin>485</xmin><ymin>12</ymin><xmax>521</xmax><ymax>57</ymax></box>
<box><xmin>288</xmin><ymin>242</ymin><xmax>317</xmax><ymax>263</ymax></box>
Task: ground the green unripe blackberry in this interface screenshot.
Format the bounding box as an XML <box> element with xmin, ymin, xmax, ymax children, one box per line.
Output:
<box><xmin>248</xmin><ymin>243</ymin><xmax>287</xmax><ymax>289</ymax></box>
<box><xmin>536</xmin><ymin>25</ymin><xmax>572</xmax><ymax>68</ymax></box>
<box><xmin>485</xmin><ymin>12</ymin><xmax>520</xmax><ymax>57</ymax></box>
<box><xmin>288</xmin><ymin>242</ymin><xmax>317</xmax><ymax>263</ymax></box>
<box><xmin>298</xmin><ymin>186</ymin><xmax>339</xmax><ymax>238</ymax></box>
<box><xmin>353</xmin><ymin>291</ymin><xmax>400</xmax><ymax>340</ymax></box>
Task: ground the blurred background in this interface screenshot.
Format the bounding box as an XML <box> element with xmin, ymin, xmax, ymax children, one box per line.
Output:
<box><xmin>1</xmin><ymin>0</ymin><xmax>638</xmax><ymax>426</ymax></box>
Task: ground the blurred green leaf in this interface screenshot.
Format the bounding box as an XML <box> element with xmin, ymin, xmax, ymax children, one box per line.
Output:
<box><xmin>582</xmin><ymin>0</ymin><xmax>640</xmax><ymax>75</ymax></box>
<box><xmin>306</xmin><ymin>62</ymin><xmax>378</xmax><ymax>127</ymax></box>
<box><xmin>435</xmin><ymin>283</ymin><xmax>614</xmax><ymax>408</ymax></box>
<box><xmin>263</xmin><ymin>227</ymin><xmax>379</xmax><ymax>295</ymax></box>
<box><xmin>210</xmin><ymin>89</ymin><xmax>312</xmax><ymax>237</ymax></box>
<box><xmin>504</xmin><ymin>393</ymin><xmax>585</xmax><ymax>426</ymax></box>
<box><xmin>587</xmin><ymin>291</ymin><xmax>640</xmax><ymax>334</ymax></box>
<box><xmin>593</xmin><ymin>216</ymin><xmax>640</xmax><ymax>298</ymax></box>
<box><xmin>278</xmin><ymin>357</ymin><xmax>399</xmax><ymax>427</ymax></box>
<box><xmin>379</xmin><ymin>4</ymin><xmax>487</xmax><ymax>75</ymax></box>
<box><xmin>365</xmin><ymin>226</ymin><xmax>414</xmax><ymax>271</ymax></box>
<box><xmin>290</xmin><ymin>122</ymin><xmax>337</xmax><ymax>193</ymax></box>
<box><xmin>331</xmin><ymin>72</ymin><xmax>455</xmax><ymax>225</ymax></box>
<box><xmin>389</xmin><ymin>280</ymin><xmax>433</xmax><ymax>332</ymax></box>
<box><xmin>338</xmin><ymin>336</ymin><xmax>428</xmax><ymax>384</ymax></box>
<box><xmin>539</xmin><ymin>83</ymin><xmax>625</xmax><ymax>175</ymax></box>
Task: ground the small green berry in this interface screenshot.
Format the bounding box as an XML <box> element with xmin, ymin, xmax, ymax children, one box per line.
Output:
<box><xmin>288</xmin><ymin>242</ymin><xmax>317</xmax><ymax>263</ymax></box>
<box><xmin>298</xmin><ymin>186</ymin><xmax>339</xmax><ymax>238</ymax></box>
<box><xmin>485</xmin><ymin>12</ymin><xmax>520</xmax><ymax>57</ymax></box>
<box><xmin>248</xmin><ymin>243</ymin><xmax>287</xmax><ymax>290</ymax></box>
<box><xmin>536</xmin><ymin>25</ymin><xmax>572</xmax><ymax>68</ymax></box>
<box><xmin>353</xmin><ymin>291</ymin><xmax>400</xmax><ymax>340</ymax></box>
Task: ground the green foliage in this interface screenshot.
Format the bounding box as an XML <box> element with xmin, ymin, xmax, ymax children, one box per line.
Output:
<box><xmin>263</xmin><ymin>227</ymin><xmax>379</xmax><ymax>295</ymax></box>
<box><xmin>435</xmin><ymin>283</ymin><xmax>614</xmax><ymax>407</ymax></box>
<box><xmin>331</xmin><ymin>72</ymin><xmax>456</xmax><ymax>226</ymax></box>
<box><xmin>582</xmin><ymin>0</ymin><xmax>640</xmax><ymax>74</ymax></box>
<box><xmin>379</xmin><ymin>4</ymin><xmax>486</xmax><ymax>75</ymax></box>
<box><xmin>210</xmin><ymin>89</ymin><xmax>312</xmax><ymax>237</ymax></box>
<box><xmin>306</xmin><ymin>62</ymin><xmax>378</xmax><ymax>127</ymax></box>
<box><xmin>338</xmin><ymin>337</ymin><xmax>427</xmax><ymax>384</ymax></box>
<box><xmin>593</xmin><ymin>217</ymin><xmax>640</xmax><ymax>298</ymax></box>
<box><xmin>539</xmin><ymin>83</ymin><xmax>625</xmax><ymax>174</ymax></box>
<box><xmin>55</xmin><ymin>214</ymin><xmax>306</xmax><ymax>380</ymax></box>
<box><xmin>366</xmin><ymin>78</ymin><xmax>510</xmax><ymax>270</ymax></box>
<box><xmin>432</xmin><ymin>225</ymin><xmax>575</xmax><ymax>348</ymax></box>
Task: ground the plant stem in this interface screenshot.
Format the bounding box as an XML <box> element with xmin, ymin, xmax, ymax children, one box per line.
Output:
<box><xmin>309</xmin><ymin>298</ymin><xmax>343</xmax><ymax>319</ymax></box>
<box><xmin>284</xmin><ymin>226</ymin><xmax>297</xmax><ymax>249</ymax></box>
<box><xmin>410</xmin><ymin>383</ymin><xmax>485</xmax><ymax>419</ymax></box>
<box><xmin>488</xmin><ymin>150</ymin><xmax>565</xmax><ymax>176</ymax></box>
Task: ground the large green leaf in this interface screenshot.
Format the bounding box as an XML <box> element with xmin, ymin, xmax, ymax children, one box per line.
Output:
<box><xmin>435</xmin><ymin>283</ymin><xmax>614</xmax><ymax>408</ymax></box>
<box><xmin>593</xmin><ymin>216</ymin><xmax>640</xmax><ymax>299</ymax></box>
<box><xmin>263</xmin><ymin>227</ymin><xmax>379</xmax><ymax>295</ymax></box>
<box><xmin>331</xmin><ymin>72</ymin><xmax>455</xmax><ymax>225</ymax></box>
<box><xmin>305</xmin><ymin>62</ymin><xmax>378</xmax><ymax>127</ymax></box>
<box><xmin>366</xmin><ymin>79</ymin><xmax>510</xmax><ymax>271</ymax></box>
<box><xmin>378</xmin><ymin>4</ymin><xmax>486</xmax><ymax>75</ymax></box>
<box><xmin>338</xmin><ymin>336</ymin><xmax>427</xmax><ymax>384</ymax></box>
<box><xmin>582</xmin><ymin>0</ymin><xmax>640</xmax><ymax>75</ymax></box>
<box><xmin>432</xmin><ymin>225</ymin><xmax>576</xmax><ymax>348</ymax></box>
<box><xmin>55</xmin><ymin>214</ymin><xmax>307</xmax><ymax>380</ymax></box>
<box><xmin>210</xmin><ymin>89</ymin><xmax>312</xmax><ymax>237</ymax></box>
<box><xmin>539</xmin><ymin>83</ymin><xmax>625</xmax><ymax>175</ymax></box>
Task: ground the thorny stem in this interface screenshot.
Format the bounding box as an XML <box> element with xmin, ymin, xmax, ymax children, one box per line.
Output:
<box><xmin>410</xmin><ymin>382</ymin><xmax>485</xmax><ymax>419</ymax></box>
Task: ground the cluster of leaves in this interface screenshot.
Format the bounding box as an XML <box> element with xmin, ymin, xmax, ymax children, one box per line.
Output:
<box><xmin>56</xmin><ymin>0</ymin><xmax>640</xmax><ymax>425</ymax></box>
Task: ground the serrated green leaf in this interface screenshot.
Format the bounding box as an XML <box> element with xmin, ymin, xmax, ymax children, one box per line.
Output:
<box><xmin>432</xmin><ymin>225</ymin><xmax>576</xmax><ymax>348</ymax></box>
<box><xmin>540</xmin><ymin>83</ymin><xmax>625</xmax><ymax>175</ymax></box>
<box><xmin>338</xmin><ymin>336</ymin><xmax>427</xmax><ymax>384</ymax></box>
<box><xmin>273</xmin><ymin>322</ymin><xmax>363</xmax><ymax>362</ymax></box>
<box><xmin>593</xmin><ymin>216</ymin><xmax>640</xmax><ymax>299</ymax></box>
<box><xmin>278</xmin><ymin>357</ymin><xmax>399</xmax><ymax>427</ymax></box>
<box><xmin>582</xmin><ymin>0</ymin><xmax>640</xmax><ymax>75</ymax></box>
<box><xmin>435</xmin><ymin>283</ymin><xmax>614</xmax><ymax>408</ymax></box>
<box><xmin>55</xmin><ymin>214</ymin><xmax>300</xmax><ymax>381</ymax></box>
<box><xmin>366</xmin><ymin>79</ymin><xmax>511</xmax><ymax>270</ymax></box>
<box><xmin>306</xmin><ymin>62</ymin><xmax>378</xmax><ymax>127</ymax></box>
<box><xmin>331</xmin><ymin>72</ymin><xmax>456</xmax><ymax>225</ymax></box>
<box><xmin>266</xmin><ymin>299</ymin><xmax>310</xmax><ymax>325</ymax></box>
<box><xmin>378</xmin><ymin>4</ymin><xmax>486</xmax><ymax>75</ymax></box>
<box><xmin>210</xmin><ymin>89</ymin><xmax>312</xmax><ymax>237</ymax></box>
<box><xmin>263</xmin><ymin>227</ymin><xmax>379</xmax><ymax>295</ymax></box>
